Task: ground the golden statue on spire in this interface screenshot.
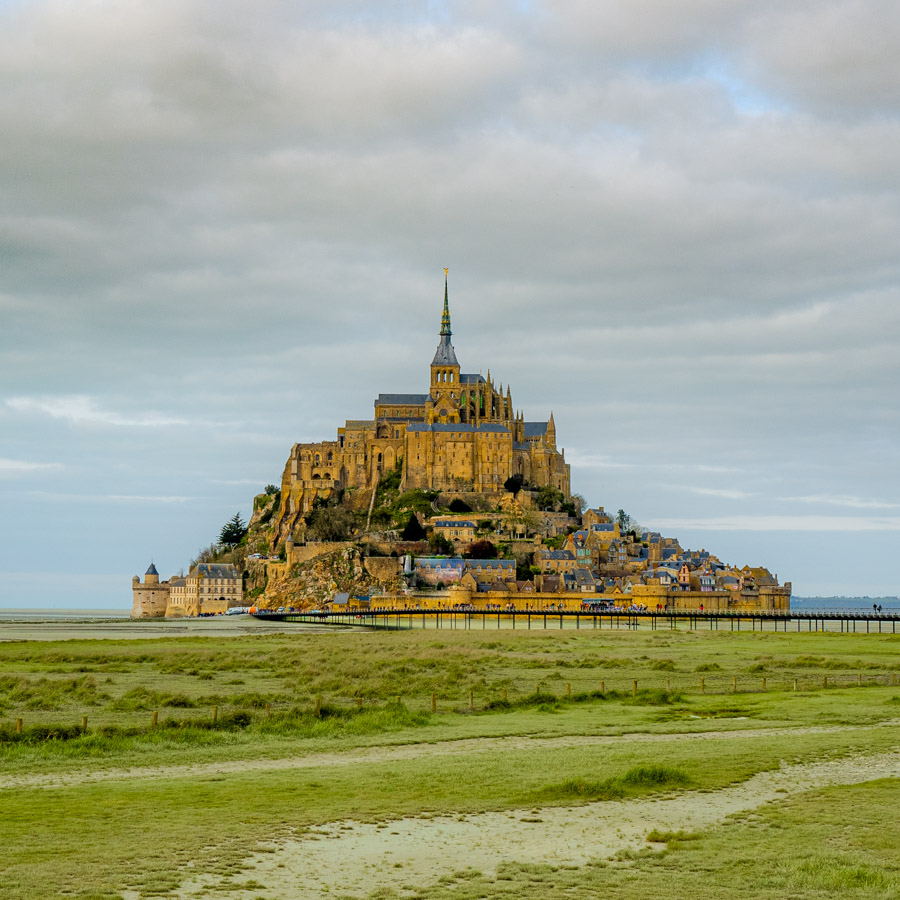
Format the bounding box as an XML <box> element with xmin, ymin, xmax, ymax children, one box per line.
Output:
<box><xmin>444</xmin><ymin>267</ymin><xmax>448</xmax><ymax>278</ymax></box>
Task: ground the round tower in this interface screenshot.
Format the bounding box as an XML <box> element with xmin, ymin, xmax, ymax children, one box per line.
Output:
<box><xmin>145</xmin><ymin>562</ymin><xmax>160</xmax><ymax>585</ymax></box>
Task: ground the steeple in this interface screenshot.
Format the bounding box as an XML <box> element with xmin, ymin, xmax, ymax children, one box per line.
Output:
<box><xmin>440</xmin><ymin>267</ymin><xmax>452</xmax><ymax>337</ymax></box>
<box><xmin>431</xmin><ymin>268</ymin><xmax>459</xmax><ymax>368</ymax></box>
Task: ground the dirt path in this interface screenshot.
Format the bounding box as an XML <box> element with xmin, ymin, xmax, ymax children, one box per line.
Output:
<box><xmin>169</xmin><ymin>749</ymin><xmax>900</xmax><ymax>900</ymax></box>
<box><xmin>5</xmin><ymin>719</ymin><xmax>899</xmax><ymax>791</ymax></box>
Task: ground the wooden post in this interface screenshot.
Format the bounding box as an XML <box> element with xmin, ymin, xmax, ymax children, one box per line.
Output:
<box><xmin>314</xmin><ymin>697</ymin><xmax>320</xmax><ymax>717</ymax></box>
<box><xmin>356</xmin><ymin>696</ymin><xmax>362</xmax><ymax>710</ymax></box>
<box><xmin>633</xmin><ymin>680</ymin><xmax>638</xmax><ymax>697</ymax></box>
<box><xmin>700</xmin><ymin>678</ymin><xmax>705</xmax><ymax>694</ymax></box>
<box><xmin>16</xmin><ymin>717</ymin><xmax>23</xmax><ymax>735</ymax></box>
<box><xmin>566</xmin><ymin>682</ymin><xmax>571</xmax><ymax>696</ymax></box>
<box><xmin>793</xmin><ymin>679</ymin><xmax>798</xmax><ymax>692</ymax></box>
<box><xmin>212</xmin><ymin>705</ymin><xmax>218</xmax><ymax>724</ymax></box>
<box><xmin>265</xmin><ymin>703</ymin><xmax>271</xmax><ymax>718</ymax></box>
<box><xmin>502</xmin><ymin>688</ymin><xmax>508</xmax><ymax>701</ymax></box>
<box><xmin>732</xmin><ymin>675</ymin><xmax>736</xmax><ymax>693</ymax></box>
<box><xmin>858</xmin><ymin>673</ymin><xmax>862</xmax><ymax>686</ymax></box>
<box><xmin>396</xmin><ymin>696</ymin><xmax>401</xmax><ymax>706</ymax></box>
<box><xmin>666</xmin><ymin>677</ymin><xmax>670</xmax><ymax>692</ymax></box>
<box><xmin>761</xmin><ymin>677</ymin><xmax>766</xmax><ymax>692</ymax></box>
<box><xmin>892</xmin><ymin>673</ymin><xmax>896</xmax><ymax>686</ymax></box>
<box><xmin>469</xmin><ymin>691</ymin><xmax>474</xmax><ymax>710</ymax></box>
<box><xmin>536</xmin><ymin>685</ymin><xmax>540</xmax><ymax>696</ymax></box>
<box><xmin>152</xmin><ymin>710</ymin><xmax>158</xmax><ymax>727</ymax></box>
<box><xmin>823</xmin><ymin>675</ymin><xmax>828</xmax><ymax>688</ymax></box>
<box><xmin>431</xmin><ymin>692</ymin><xmax>437</xmax><ymax>712</ymax></box>
<box><xmin>82</xmin><ymin>715</ymin><xmax>88</xmax><ymax>732</ymax></box>
<box><xmin>600</xmin><ymin>680</ymin><xmax>605</xmax><ymax>693</ymax></box>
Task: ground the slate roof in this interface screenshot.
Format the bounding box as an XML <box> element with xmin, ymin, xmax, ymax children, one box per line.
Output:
<box><xmin>407</xmin><ymin>423</ymin><xmax>511</xmax><ymax>433</ymax></box>
<box><xmin>145</xmin><ymin>562</ymin><xmax>158</xmax><ymax>576</ymax></box>
<box><xmin>376</xmin><ymin>394</ymin><xmax>429</xmax><ymax>405</ymax></box>
<box><xmin>414</xmin><ymin>557</ymin><xmax>465</xmax><ymax>569</ymax></box>
<box><xmin>459</xmin><ymin>373</ymin><xmax>486</xmax><ymax>384</ymax></box>
<box><xmin>434</xmin><ymin>520</ymin><xmax>476</xmax><ymax>528</ymax></box>
<box><xmin>523</xmin><ymin>422</ymin><xmax>548</xmax><ymax>437</ymax></box>
<box><xmin>431</xmin><ymin>335</ymin><xmax>459</xmax><ymax>366</ymax></box>
<box><xmin>192</xmin><ymin>563</ymin><xmax>240</xmax><ymax>579</ymax></box>
<box><xmin>538</xmin><ymin>549</ymin><xmax>575</xmax><ymax>560</ymax></box>
<box><xmin>466</xmin><ymin>559</ymin><xmax>515</xmax><ymax>569</ymax></box>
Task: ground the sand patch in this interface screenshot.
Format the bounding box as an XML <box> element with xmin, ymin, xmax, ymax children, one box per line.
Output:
<box><xmin>5</xmin><ymin>719</ymin><xmax>900</xmax><ymax>791</ymax></box>
<box><xmin>173</xmin><ymin>750</ymin><xmax>900</xmax><ymax>899</ymax></box>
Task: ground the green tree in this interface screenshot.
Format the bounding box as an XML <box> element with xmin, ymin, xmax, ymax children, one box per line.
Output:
<box><xmin>428</xmin><ymin>532</ymin><xmax>455</xmax><ymax>555</ymax></box>
<box><xmin>535</xmin><ymin>485</ymin><xmax>564</xmax><ymax>511</ymax></box>
<box><xmin>264</xmin><ymin>484</ymin><xmax>278</xmax><ymax>495</ymax></box>
<box><xmin>219</xmin><ymin>513</ymin><xmax>247</xmax><ymax>547</ymax></box>
<box><xmin>464</xmin><ymin>539</ymin><xmax>498</xmax><ymax>559</ymax></box>
<box><xmin>306</xmin><ymin>505</ymin><xmax>354</xmax><ymax>541</ymax></box>
<box><xmin>504</xmin><ymin>473</ymin><xmax>525</xmax><ymax>496</ymax></box>
<box><xmin>401</xmin><ymin>513</ymin><xmax>426</xmax><ymax>541</ymax></box>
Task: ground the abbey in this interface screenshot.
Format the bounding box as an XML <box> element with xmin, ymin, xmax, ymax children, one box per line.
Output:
<box><xmin>276</xmin><ymin>273</ymin><xmax>570</xmax><ymax>538</ymax></box>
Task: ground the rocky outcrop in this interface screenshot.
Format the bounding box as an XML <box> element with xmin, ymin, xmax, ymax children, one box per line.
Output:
<box><xmin>252</xmin><ymin>545</ymin><xmax>404</xmax><ymax>609</ymax></box>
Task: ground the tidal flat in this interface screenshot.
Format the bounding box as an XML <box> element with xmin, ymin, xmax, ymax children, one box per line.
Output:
<box><xmin>1</xmin><ymin>625</ymin><xmax>898</xmax><ymax>898</ymax></box>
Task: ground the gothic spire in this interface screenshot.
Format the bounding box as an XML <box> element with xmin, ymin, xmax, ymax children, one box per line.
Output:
<box><xmin>440</xmin><ymin>267</ymin><xmax>451</xmax><ymax>336</ymax></box>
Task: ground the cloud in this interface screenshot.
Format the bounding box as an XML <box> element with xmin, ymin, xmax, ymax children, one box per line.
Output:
<box><xmin>27</xmin><ymin>491</ymin><xmax>195</xmax><ymax>504</ymax></box>
<box><xmin>684</xmin><ymin>487</ymin><xmax>755</xmax><ymax>500</ymax></box>
<box><xmin>0</xmin><ymin>457</ymin><xmax>62</xmax><ymax>474</ymax></box>
<box><xmin>779</xmin><ymin>494</ymin><xmax>900</xmax><ymax>510</ymax></box>
<box><xmin>8</xmin><ymin>395</ymin><xmax>192</xmax><ymax>427</ymax></box>
<box><xmin>648</xmin><ymin>516</ymin><xmax>900</xmax><ymax>532</ymax></box>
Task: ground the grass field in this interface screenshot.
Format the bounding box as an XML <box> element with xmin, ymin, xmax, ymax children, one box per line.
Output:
<box><xmin>1</xmin><ymin>625</ymin><xmax>898</xmax><ymax>898</ymax></box>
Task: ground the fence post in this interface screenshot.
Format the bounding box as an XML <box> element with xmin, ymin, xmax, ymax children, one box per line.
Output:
<box><xmin>761</xmin><ymin>677</ymin><xmax>766</xmax><ymax>692</ymax></box>
<box><xmin>431</xmin><ymin>692</ymin><xmax>437</xmax><ymax>712</ymax></box>
<box><xmin>567</xmin><ymin>683</ymin><xmax>571</xmax><ymax>696</ymax></box>
<box><xmin>502</xmin><ymin>688</ymin><xmax>508</xmax><ymax>701</ymax></box>
<box><xmin>82</xmin><ymin>715</ymin><xmax>88</xmax><ymax>733</ymax></box>
<box><xmin>600</xmin><ymin>680</ymin><xmax>605</xmax><ymax>693</ymax></box>
<box><xmin>793</xmin><ymin>679</ymin><xmax>798</xmax><ymax>692</ymax></box>
<box><xmin>314</xmin><ymin>697</ymin><xmax>320</xmax><ymax>717</ymax></box>
<box><xmin>732</xmin><ymin>675</ymin><xmax>736</xmax><ymax>693</ymax></box>
<box><xmin>666</xmin><ymin>677</ymin><xmax>670</xmax><ymax>692</ymax></box>
<box><xmin>823</xmin><ymin>675</ymin><xmax>828</xmax><ymax>688</ymax></box>
<box><xmin>16</xmin><ymin>717</ymin><xmax>23</xmax><ymax>734</ymax></box>
<box><xmin>266</xmin><ymin>703</ymin><xmax>271</xmax><ymax>718</ymax></box>
<box><xmin>356</xmin><ymin>696</ymin><xmax>362</xmax><ymax>710</ymax></box>
<box><xmin>152</xmin><ymin>710</ymin><xmax>158</xmax><ymax>727</ymax></box>
<box><xmin>858</xmin><ymin>673</ymin><xmax>862</xmax><ymax>686</ymax></box>
<box><xmin>469</xmin><ymin>691</ymin><xmax>474</xmax><ymax>711</ymax></box>
<box><xmin>212</xmin><ymin>705</ymin><xmax>218</xmax><ymax>724</ymax></box>
<box><xmin>700</xmin><ymin>678</ymin><xmax>705</xmax><ymax>694</ymax></box>
<box><xmin>396</xmin><ymin>696</ymin><xmax>401</xmax><ymax>706</ymax></box>
<box><xmin>633</xmin><ymin>680</ymin><xmax>638</xmax><ymax>697</ymax></box>
<box><xmin>536</xmin><ymin>685</ymin><xmax>540</xmax><ymax>696</ymax></box>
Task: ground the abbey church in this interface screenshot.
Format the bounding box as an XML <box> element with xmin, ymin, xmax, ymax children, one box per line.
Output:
<box><xmin>275</xmin><ymin>273</ymin><xmax>570</xmax><ymax>538</ymax></box>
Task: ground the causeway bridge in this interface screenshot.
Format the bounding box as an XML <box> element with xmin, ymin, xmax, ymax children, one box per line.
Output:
<box><xmin>253</xmin><ymin>607</ymin><xmax>900</xmax><ymax>634</ymax></box>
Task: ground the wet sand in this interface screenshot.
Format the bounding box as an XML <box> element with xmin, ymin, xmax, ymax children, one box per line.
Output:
<box><xmin>0</xmin><ymin>615</ymin><xmax>353</xmax><ymax>641</ymax></box>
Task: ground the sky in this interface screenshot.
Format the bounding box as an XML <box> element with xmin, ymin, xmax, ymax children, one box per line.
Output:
<box><xmin>1</xmin><ymin>0</ymin><xmax>899</xmax><ymax>608</ymax></box>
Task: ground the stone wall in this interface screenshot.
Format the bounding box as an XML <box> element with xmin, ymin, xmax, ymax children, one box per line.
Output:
<box><xmin>131</xmin><ymin>584</ymin><xmax>169</xmax><ymax>618</ymax></box>
<box><xmin>363</xmin><ymin>557</ymin><xmax>403</xmax><ymax>584</ymax></box>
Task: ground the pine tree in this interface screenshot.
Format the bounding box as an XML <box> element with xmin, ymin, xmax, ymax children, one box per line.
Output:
<box><xmin>219</xmin><ymin>513</ymin><xmax>247</xmax><ymax>547</ymax></box>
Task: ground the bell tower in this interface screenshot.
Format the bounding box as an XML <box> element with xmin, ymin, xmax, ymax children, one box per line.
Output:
<box><xmin>428</xmin><ymin>269</ymin><xmax>461</xmax><ymax>423</ymax></box>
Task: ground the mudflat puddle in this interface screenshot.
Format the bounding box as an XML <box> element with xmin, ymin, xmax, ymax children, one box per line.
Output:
<box><xmin>171</xmin><ymin>750</ymin><xmax>900</xmax><ymax>899</ymax></box>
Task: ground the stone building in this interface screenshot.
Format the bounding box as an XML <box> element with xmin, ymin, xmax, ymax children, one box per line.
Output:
<box><xmin>274</xmin><ymin>273</ymin><xmax>570</xmax><ymax>543</ymax></box>
<box><xmin>131</xmin><ymin>562</ymin><xmax>243</xmax><ymax>618</ymax></box>
<box><xmin>131</xmin><ymin>563</ymin><xmax>170</xmax><ymax>618</ymax></box>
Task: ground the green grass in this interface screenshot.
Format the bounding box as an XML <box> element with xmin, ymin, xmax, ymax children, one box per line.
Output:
<box><xmin>1</xmin><ymin>626</ymin><xmax>899</xmax><ymax>897</ymax></box>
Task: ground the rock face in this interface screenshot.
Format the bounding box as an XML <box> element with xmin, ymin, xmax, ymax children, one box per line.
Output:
<box><xmin>251</xmin><ymin>546</ymin><xmax>404</xmax><ymax>609</ymax></box>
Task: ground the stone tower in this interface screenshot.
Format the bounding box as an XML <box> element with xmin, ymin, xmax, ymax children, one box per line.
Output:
<box><xmin>427</xmin><ymin>269</ymin><xmax>461</xmax><ymax>423</ymax></box>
